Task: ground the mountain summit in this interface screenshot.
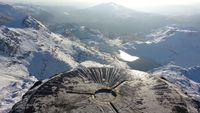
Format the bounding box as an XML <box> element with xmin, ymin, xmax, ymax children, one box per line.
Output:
<box><xmin>65</xmin><ymin>2</ymin><xmax>172</xmax><ymax>36</ymax></box>
<box><xmin>22</xmin><ymin>16</ymin><xmax>47</xmax><ymax>30</ymax></box>
<box><xmin>86</xmin><ymin>2</ymin><xmax>136</xmax><ymax>15</ymax></box>
<box><xmin>91</xmin><ymin>2</ymin><xmax>124</xmax><ymax>11</ymax></box>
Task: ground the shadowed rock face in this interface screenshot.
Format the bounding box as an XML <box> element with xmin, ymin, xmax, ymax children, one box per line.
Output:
<box><xmin>9</xmin><ymin>68</ymin><xmax>200</xmax><ymax>113</ymax></box>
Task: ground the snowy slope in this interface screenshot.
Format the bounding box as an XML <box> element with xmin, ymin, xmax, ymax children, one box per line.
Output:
<box><xmin>0</xmin><ymin>75</ymin><xmax>36</xmax><ymax>113</ymax></box>
<box><xmin>123</xmin><ymin>25</ymin><xmax>200</xmax><ymax>68</ymax></box>
<box><xmin>50</xmin><ymin>23</ymin><xmax>165</xmax><ymax>71</ymax></box>
<box><xmin>0</xmin><ymin>3</ymin><xmax>25</xmax><ymax>27</ymax></box>
<box><xmin>151</xmin><ymin>64</ymin><xmax>200</xmax><ymax>101</ymax></box>
<box><xmin>0</xmin><ymin>2</ymin><xmax>55</xmax><ymax>27</ymax></box>
<box><xmin>49</xmin><ymin>23</ymin><xmax>158</xmax><ymax>71</ymax></box>
<box><xmin>0</xmin><ymin>16</ymin><xmax>129</xmax><ymax>80</ymax></box>
<box><xmin>0</xmin><ymin>17</ymin><xmax>129</xmax><ymax>112</ymax></box>
<box><xmin>49</xmin><ymin>23</ymin><xmax>120</xmax><ymax>54</ymax></box>
<box><xmin>13</xmin><ymin>3</ymin><xmax>55</xmax><ymax>25</ymax></box>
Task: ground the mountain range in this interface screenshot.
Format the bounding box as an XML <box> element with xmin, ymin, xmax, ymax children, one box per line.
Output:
<box><xmin>123</xmin><ymin>25</ymin><xmax>200</xmax><ymax>67</ymax></box>
<box><xmin>0</xmin><ymin>2</ymin><xmax>200</xmax><ymax>113</ymax></box>
<box><xmin>0</xmin><ymin>16</ymin><xmax>129</xmax><ymax>112</ymax></box>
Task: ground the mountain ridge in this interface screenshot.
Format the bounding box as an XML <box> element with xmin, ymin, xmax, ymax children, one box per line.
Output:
<box><xmin>0</xmin><ymin>17</ymin><xmax>129</xmax><ymax>112</ymax></box>
<box><xmin>123</xmin><ymin>25</ymin><xmax>200</xmax><ymax>68</ymax></box>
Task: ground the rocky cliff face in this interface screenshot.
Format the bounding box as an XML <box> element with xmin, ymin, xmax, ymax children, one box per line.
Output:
<box><xmin>9</xmin><ymin>68</ymin><xmax>200</xmax><ymax>113</ymax></box>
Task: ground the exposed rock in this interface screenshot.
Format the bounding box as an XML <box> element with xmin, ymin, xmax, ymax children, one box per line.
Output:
<box><xmin>9</xmin><ymin>68</ymin><xmax>200</xmax><ymax>113</ymax></box>
<box><xmin>0</xmin><ymin>26</ymin><xmax>21</xmax><ymax>56</ymax></box>
<box><xmin>22</xmin><ymin>16</ymin><xmax>47</xmax><ymax>30</ymax></box>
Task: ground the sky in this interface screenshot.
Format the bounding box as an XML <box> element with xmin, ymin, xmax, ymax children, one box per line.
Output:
<box><xmin>1</xmin><ymin>0</ymin><xmax>200</xmax><ymax>9</ymax></box>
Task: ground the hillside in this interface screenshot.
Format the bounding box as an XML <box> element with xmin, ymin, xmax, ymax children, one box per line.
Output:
<box><xmin>63</xmin><ymin>2</ymin><xmax>174</xmax><ymax>36</ymax></box>
<box><xmin>0</xmin><ymin>2</ymin><xmax>200</xmax><ymax>113</ymax></box>
<box><xmin>151</xmin><ymin>64</ymin><xmax>200</xmax><ymax>101</ymax></box>
<box><xmin>0</xmin><ymin>16</ymin><xmax>129</xmax><ymax>112</ymax></box>
<box><xmin>123</xmin><ymin>25</ymin><xmax>200</xmax><ymax>67</ymax></box>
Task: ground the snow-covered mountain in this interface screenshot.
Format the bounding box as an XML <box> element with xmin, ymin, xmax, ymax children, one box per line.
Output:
<box><xmin>63</xmin><ymin>2</ymin><xmax>174</xmax><ymax>36</ymax></box>
<box><xmin>123</xmin><ymin>25</ymin><xmax>200</xmax><ymax>68</ymax></box>
<box><xmin>0</xmin><ymin>16</ymin><xmax>129</xmax><ymax>112</ymax></box>
<box><xmin>0</xmin><ymin>3</ymin><xmax>25</xmax><ymax>27</ymax></box>
<box><xmin>49</xmin><ymin>23</ymin><xmax>161</xmax><ymax>71</ymax></box>
<box><xmin>151</xmin><ymin>64</ymin><xmax>200</xmax><ymax>101</ymax></box>
<box><xmin>0</xmin><ymin>2</ymin><xmax>55</xmax><ymax>27</ymax></box>
<box><xmin>13</xmin><ymin>3</ymin><xmax>55</xmax><ymax>25</ymax></box>
<box><xmin>49</xmin><ymin>23</ymin><xmax>119</xmax><ymax>54</ymax></box>
<box><xmin>122</xmin><ymin>25</ymin><xmax>200</xmax><ymax>101</ymax></box>
<box><xmin>1</xmin><ymin>2</ymin><xmax>200</xmax><ymax>113</ymax></box>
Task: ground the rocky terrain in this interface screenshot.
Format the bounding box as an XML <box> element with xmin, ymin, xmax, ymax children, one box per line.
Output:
<box><xmin>9</xmin><ymin>67</ymin><xmax>200</xmax><ymax>113</ymax></box>
<box><xmin>0</xmin><ymin>16</ymin><xmax>128</xmax><ymax>112</ymax></box>
<box><xmin>0</xmin><ymin>2</ymin><xmax>200</xmax><ymax>113</ymax></box>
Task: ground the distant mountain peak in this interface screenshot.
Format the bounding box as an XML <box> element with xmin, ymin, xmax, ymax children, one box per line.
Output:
<box><xmin>104</xmin><ymin>2</ymin><xmax>118</xmax><ymax>6</ymax></box>
<box><xmin>0</xmin><ymin>2</ymin><xmax>8</xmax><ymax>5</ymax></box>
<box><xmin>92</xmin><ymin>2</ymin><xmax>124</xmax><ymax>10</ymax></box>
<box><xmin>22</xmin><ymin>16</ymin><xmax>47</xmax><ymax>30</ymax></box>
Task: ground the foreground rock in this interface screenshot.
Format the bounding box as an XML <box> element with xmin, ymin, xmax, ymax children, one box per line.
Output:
<box><xmin>10</xmin><ymin>68</ymin><xmax>200</xmax><ymax>113</ymax></box>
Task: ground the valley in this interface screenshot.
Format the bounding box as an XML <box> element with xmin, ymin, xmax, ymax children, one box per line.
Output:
<box><xmin>0</xmin><ymin>1</ymin><xmax>200</xmax><ymax>113</ymax></box>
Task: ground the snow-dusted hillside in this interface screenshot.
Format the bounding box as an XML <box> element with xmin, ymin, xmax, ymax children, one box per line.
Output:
<box><xmin>0</xmin><ymin>2</ymin><xmax>54</xmax><ymax>27</ymax></box>
<box><xmin>50</xmin><ymin>23</ymin><xmax>165</xmax><ymax>72</ymax></box>
<box><xmin>0</xmin><ymin>3</ymin><xmax>25</xmax><ymax>27</ymax></box>
<box><xmin>49</xmin><ymin>23</ymin><xmax>121</xmax><ymax>54</ymax></box>
<box><xmin>50</xmin><ymin>23</ymin><xmax>164</xmax><ymax>72</ymax></box>
<box><xmin>0</xmin><ymin>3</ymin><xmax>200</xmax><ymax>112</ymax></box>
<box><xmin>151</xmin><ymin>64</ymin><xmax>200</xmax><ymax>101</ymax></box>
<box><xmin>123</xmin><ymin>25</ymin><xmax>200</xmax><ymax>68</ymax></box>
<box><xmin>123</xmin><ymin>25</ymin><xmax>200</xmax><ymax>102</ymax></box>
<box><xmin>0</xmin><ymin>16</ymin><xmax>129</xmax><ymax>112</ymax></box>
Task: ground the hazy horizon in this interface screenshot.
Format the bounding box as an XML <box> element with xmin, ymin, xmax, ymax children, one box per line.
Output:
<box><xmin>1</xmin><ymin>0</ymin><xmax>200</xmax><ymax>16</ymax></box>
<box><xmin>1</xmin><ymin>0</ymin><xmax>200</xmax><ymax>8</ymax></box>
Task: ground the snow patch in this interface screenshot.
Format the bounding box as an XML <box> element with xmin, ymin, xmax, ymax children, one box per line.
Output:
<box><xmin>118</xmin><ymin>50</ymin><xmax>139</xmax><ymax>62</ymax></box>
<box><xmin>64</xmin><ymin>12</ymin><xmax>70</xmax><ymax>15</ymax></box>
